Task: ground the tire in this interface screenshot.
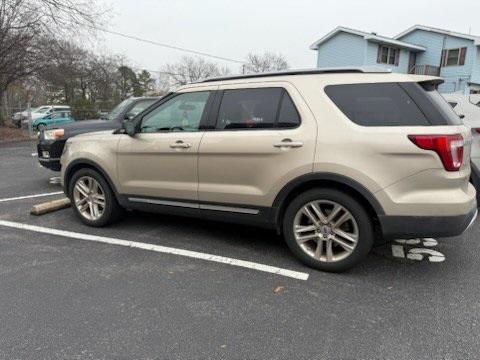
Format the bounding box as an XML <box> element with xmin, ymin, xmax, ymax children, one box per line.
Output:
<box><xmin>36</xmin><ymin>123</ymin><xmax>46</xmax><ymax>132</ymax></box>
<box><xmin>68</xmin><ymin>168</ymin><xmax>123</xmax><ymax>227</ymax></box>
<box><xmin>282</xmin><ymin>188</ymin><xmax>374</xmax><ymax>272</ymax></box>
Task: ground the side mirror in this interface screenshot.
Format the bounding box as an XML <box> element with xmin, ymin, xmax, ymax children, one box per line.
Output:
<box><xmin>124</xmin><ymin>113</ymin><xmax>135</xmax><ymax>121</ymax></box>
<box><xmin>124</xmin><ymin>121</ymin><xmax>136</xmax><ymax>136</ymax></box>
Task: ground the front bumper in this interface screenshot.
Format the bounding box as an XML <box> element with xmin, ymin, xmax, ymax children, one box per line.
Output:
<box><xmin>37</xmin><ymin>138</ymin><xmax>66</xmax><ymax>172</ymax></box>
<box><xmin>379</xmin><ymin>205</ymin><xmax>477</xmax><ymax>239</ymax></box>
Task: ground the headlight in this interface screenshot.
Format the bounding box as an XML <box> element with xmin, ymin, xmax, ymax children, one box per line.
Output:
<box><xmin>43</xmin><ymin>129</ymin><xmax>65</xmax><ymax>140</ymax></box>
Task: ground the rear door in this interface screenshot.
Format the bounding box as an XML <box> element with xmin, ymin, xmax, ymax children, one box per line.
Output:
<box><xmin>198</xmin><ymin>82</ymin><xmax>317</xmax><ymax>208</ymax></box>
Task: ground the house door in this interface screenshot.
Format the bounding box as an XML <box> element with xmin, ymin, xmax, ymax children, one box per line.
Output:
<box><xmin>408</xmin><ymin>52</ymin><xmax>417</xmax><ymax>74</ymax></box>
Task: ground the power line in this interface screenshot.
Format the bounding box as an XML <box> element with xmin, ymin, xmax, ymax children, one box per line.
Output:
<box><xmin>91</xmin><ymin>25</ymin><xmax>246</xmax><ymax>65</ymax></box>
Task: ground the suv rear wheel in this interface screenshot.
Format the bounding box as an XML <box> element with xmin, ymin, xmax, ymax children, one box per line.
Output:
<box><xmin>283</xmin><ymin>188</ymin><xmax>373</xmax><ymax>272</ymax></box>
<box><xmin>69</xmin><ymin>168</ymin><xmax>123</xmax><ymax>227</ymax></box>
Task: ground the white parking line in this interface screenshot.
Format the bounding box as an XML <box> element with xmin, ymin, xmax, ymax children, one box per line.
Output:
<box><xmin>0</xmin><ymin>191</ymin><xmax>64</xmax><ymax>203</ymax></box>
<box><xmin>0</xmin><ymin>220</ymin><xmax>310</xmax><ymax>281</ymax></box>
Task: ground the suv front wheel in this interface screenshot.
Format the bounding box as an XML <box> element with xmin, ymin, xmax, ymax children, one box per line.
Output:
<box><xmin>283</xmin><ymin>188</ymin><xmax>373</xmax><ymax>272</ymax></box>
<box><xmin>69</xmin><ymin>168</ymin><xmax>123</xmax><ymax>227</ymax></box>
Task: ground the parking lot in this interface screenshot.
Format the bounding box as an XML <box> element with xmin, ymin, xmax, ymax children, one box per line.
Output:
<box><xmin>0</xmin><ymin>140</ymin><xmax>479</xmax><ymax>359</ymax></box>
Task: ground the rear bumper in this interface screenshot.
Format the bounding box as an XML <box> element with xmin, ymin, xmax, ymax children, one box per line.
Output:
<box><xmin>379</xmin><ymin>206</ymin><xmax>477</xmax><ymax>239</ymax></box>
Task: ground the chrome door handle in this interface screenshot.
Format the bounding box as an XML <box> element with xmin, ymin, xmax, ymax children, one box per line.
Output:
<box><xmin>170</xmin><ymin>140</ymin><xmax>191</xmax><ymax>149</ymax></box>
<box><xmin>273</xmin><ymin>139</ymin><xmax>304</xmax><ymax>148</ymax></box>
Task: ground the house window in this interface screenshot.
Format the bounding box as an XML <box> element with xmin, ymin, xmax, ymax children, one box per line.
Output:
<box><xmin>377</xmin><ymin>46</ymin><xmax>400</xmax><ymax>66</ymax></box>
<box><xmin>441</xmin><ymin>48</ymin><xmax>467</xmax><ymax>67</ymax></box>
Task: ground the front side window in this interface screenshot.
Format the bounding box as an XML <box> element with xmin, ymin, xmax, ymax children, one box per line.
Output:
<box><xmin>127</xmin><ymin>99</ymin><xmax>157</xmax><ymax>118</ymax></box>
<box><xmin>141</xmin><ymin>91</ymin><xmax>210</xmax><ymax>133</ymax></box>
<box><xmin>107</xmin><ymin>98</ymin><xmax>135</xmax><ymax>121</ymax></box>
<box><xmin>216</xmin><ymin>88</ymin><xmax>300</xmax><ymax>130</ymax></box>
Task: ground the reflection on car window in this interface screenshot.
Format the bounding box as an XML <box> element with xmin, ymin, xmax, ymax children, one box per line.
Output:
<box><xmin>141</xmin><ymin>92</ymin><xmax>210</xmax><ymax>132</ymax></box>
<box><xmin>107</xmin><ymin>98</ymin><xmax>135</xmax><ymax>121</ymax></box>
<box><xmin>217</xmin><ymin>88</ymin><xmax>282</xmax><ymax>130</ymax></box>
<box><xmin>128</xmin><ymin>99</ymin><xmax>157</xmax><ymax>117</ymax></box>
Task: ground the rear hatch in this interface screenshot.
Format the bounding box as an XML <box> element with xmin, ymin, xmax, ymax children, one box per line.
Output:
<box><xmin>325</xmin><ymin>79</ymin><xmax>472</xmax><ymax>173</ymax></box>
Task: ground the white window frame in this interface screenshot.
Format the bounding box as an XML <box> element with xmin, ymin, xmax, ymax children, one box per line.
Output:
<box><xmin>444</xmin><ymin>48</ymin><xmax>461</xmax><ymax>67</ymax></box>
<box><xmin>377</xmin><ymin>46</ymin><xmax>399</xmax><ymax>66</ymax></box>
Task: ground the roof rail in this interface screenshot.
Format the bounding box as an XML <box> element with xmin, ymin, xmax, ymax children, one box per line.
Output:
<box><xmin>199</xmin><ymin>66</ymin><xmax>391</xmax><ymax>83</ymax></box>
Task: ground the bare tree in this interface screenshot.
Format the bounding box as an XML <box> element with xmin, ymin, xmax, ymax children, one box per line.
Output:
<box><xmin>0</xmin><ymin>0</ymin><xmax>106</xmax><ymax>123</ymax></box>
<box><xmin>163</xmin><ymin>56</ymin><xmax>230</xmax><ymax>87</ymax></box>
<box><xmin>243</xmin><ymin>52</ymin><xmax>289</xmax><ymax>74</ymax></box>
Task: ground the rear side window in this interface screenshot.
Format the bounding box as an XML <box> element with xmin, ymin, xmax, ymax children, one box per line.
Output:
<box><xmin>278</xmin><ymin>92</ymin><xmax>301</xmax><ymax>128</ymax></box>
<box><xmin>325</xmin><ymin>83</ymin><xmax>429</xmax><ymax>126</ymax></box>
<box><xmin>325</xmin><ymin>82</ymin><xmax>461</xmax><ymax>126</ymax></box>
<box><xmin>448</xmin><ymin>102</ymin><xmax>458</xmax><ymax>108</ymax></box>
<box><xmin>216</xmin><ymin>88</ymin><xmax>300</xmax><ymax>130</ymax></box>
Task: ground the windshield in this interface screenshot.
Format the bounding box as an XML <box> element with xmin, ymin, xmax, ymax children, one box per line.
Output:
<box><xmin>107</xmin><ymin>98</ymin><xmax>135</xmax><ymax>120</ymax></box>
<box><xmin>36</xmin><ymin>107</ymin><xmax>50</xmax><ymax>113</ymax></box>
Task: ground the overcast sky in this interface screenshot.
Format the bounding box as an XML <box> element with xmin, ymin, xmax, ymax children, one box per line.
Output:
<box><xmin>94</xmin><ymin>0</ymin><xmax>480</xmax><ymax>74</ymax></box>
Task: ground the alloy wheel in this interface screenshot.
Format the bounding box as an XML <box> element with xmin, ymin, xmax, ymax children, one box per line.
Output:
<box><xmin>73</xmin><ymin>176</ymin><xmax>106</xmax><ymax>221</ymax></box>
<box><xmin>293</xmin><ymin>200</ymin><xmax>359</xmax><ymax>263</ymax></box>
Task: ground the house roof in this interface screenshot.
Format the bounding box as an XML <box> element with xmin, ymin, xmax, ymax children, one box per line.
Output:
<box><xmin>395</xmin><ymin>25</ymin><xmax>480</xmax><ymax>46</ymax></box>
<box><xmin>309</xmin><ymin>26</ymin><xmax>426</xmax><ymax>51</ymax></box>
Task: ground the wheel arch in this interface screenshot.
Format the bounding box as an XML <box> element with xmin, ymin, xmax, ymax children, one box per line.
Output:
<box><xmin>64</xmin><ymin>159</ymin><xmax>119</xmax><ymax>199</ymax></box>
<box><xmin>271</xmin><ymin>173</ymin><xmax>385</xmax><ymax>232</ymax></box>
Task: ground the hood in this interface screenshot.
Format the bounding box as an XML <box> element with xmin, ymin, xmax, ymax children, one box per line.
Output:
<box><xmin>56</xmin><ymin>118</ymin><xmax>121</xmax><ymax>138</ymax></box>
<box><xmin>72</xmin><ymin>130</ymin><xmax>116</xmax><ymax>140</ymax></box>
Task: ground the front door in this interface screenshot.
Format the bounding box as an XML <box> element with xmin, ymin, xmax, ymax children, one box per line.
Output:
<box><xmin>198</xmin><ymin>83</ymin><xmax>317</xmax><ymax>208</ymax></box>
<box><xmin>117</xmin><ymin>90</ymin><xmax>213</xmax><ymax>200</ymax></box>
<box><xmin>408</xmin><ymin>52</ymin><xmax>417</xmax><ymax>74</ymax></box>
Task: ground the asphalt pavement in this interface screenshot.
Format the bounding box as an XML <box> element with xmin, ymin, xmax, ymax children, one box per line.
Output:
<box><xmin>0</xmin><ymin>140</ymin><xmax>479</xmax><ymax>359</ymax></box>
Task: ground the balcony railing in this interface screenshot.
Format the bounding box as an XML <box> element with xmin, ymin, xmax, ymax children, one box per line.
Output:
<box><xmin>409</xmin><ymin>65</ymin><xmax>441</xmax><ymax>76</ymax></box>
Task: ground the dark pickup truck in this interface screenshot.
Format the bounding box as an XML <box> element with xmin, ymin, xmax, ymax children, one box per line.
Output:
<box><xmin>37</xmin><ymin>97</ymin><xmax>159</xmax><ymax>171</ymax></box>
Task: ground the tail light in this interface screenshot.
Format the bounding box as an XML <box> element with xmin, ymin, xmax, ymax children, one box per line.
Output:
<box><xmin>472</xmin><ymin>128</ymin><xmax>480</xmax><ymax>134</ymax></box>
<box><xmin>408</xmin><ymin>134</ymin><xmax>464</xmax><ymax>171</ymax></box>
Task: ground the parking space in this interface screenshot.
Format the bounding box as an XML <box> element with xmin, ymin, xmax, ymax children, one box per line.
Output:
<box><xmin>1</xmin><ymin>141</ymin><xmax>480</xmax><ymax>359</ymax></box>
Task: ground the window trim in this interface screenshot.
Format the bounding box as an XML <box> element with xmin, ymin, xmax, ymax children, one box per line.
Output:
<box><xmin>377</xmin><ymin>45</ymin><xmax>400</xmax><ymax>66</ymax></box>
<box><xmin>210</xmin><ymin>87</ymin><xmax>302</xmax><ymax>131</ymax></box>
<box><xmin>442</xmin><ymin>47</ymin><xmax>467</xmax><ymax>67</ymax></box>
<box><xmin>136</xmin><ymin>91</ymin><xmax>214</xmax><ymax>133</ymax></box>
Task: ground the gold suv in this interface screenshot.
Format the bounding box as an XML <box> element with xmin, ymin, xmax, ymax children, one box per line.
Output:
<box><xmin>61</xmin><ymin>68</ymin><xmax>477</xmax><ymax>272</ymax></box>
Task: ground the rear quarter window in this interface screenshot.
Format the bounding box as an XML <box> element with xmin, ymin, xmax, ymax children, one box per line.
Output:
<box><xmin>325</xmin><ymin>82</ymin><xmax>461</xmax><ymax>127</ymax></box>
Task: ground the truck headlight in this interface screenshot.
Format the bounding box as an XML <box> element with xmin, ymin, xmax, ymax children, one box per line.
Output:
<box><xmin>43</xmin><ymin>129</ymin><xmax>65</xmax><ymax>140</ymax></box>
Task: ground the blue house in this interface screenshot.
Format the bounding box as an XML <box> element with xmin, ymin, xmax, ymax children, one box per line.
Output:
<box><xmin>310</xmin><ymin>25</ymin><xmax>480</xmax><ymax>94</ymax></box>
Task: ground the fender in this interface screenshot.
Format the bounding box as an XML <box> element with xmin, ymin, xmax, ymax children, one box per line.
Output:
<box><xmin>271</xmin><ymin>172</ymin><xmax>385</xmax><ymax>225</ymax></box>
<box><xmin>63</xmin><ymin>158</ymin><xmax>120</xmax><ymax>199</ymax></box>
